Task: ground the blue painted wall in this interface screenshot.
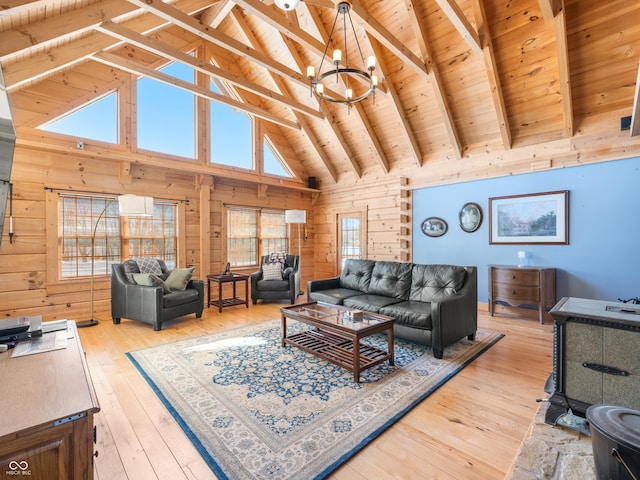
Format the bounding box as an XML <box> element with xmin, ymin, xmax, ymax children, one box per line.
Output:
<box><xmin>412</xmin><ymin>156</ymin><xmax>640</xmax><ymax>303</ymax></box>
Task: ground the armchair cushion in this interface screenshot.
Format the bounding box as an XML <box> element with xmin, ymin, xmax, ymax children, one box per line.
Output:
<box><xmin>165</xmin><ymin>267</ymin><xmax>195</xmax><ymax>290</ymax></box>
<box><xmin>283</xmin><ymin>267</ymin><xmax>293</xmax><ymax>280</ymax></box>
<box><xmin>135</xmin><ymin>257</ymin><xmax>164</xmax><ymax>276</ymax></box>
<box><xmin>132</xmin><ymin>273</ymin><xmax>171</xmax><ymax>294</ymax></box>
<box><xmin>262</xmin><ymin>263</ymin><xmax>283</xmax><ymax>281</ymax></box>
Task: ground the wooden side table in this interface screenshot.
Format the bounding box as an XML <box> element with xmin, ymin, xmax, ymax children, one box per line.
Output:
<box><xmin>488</xmin><ymin>264</ymin><xmax>556</xmax><ymax>324</ymax></box>
<box><xmin>207</xmin><ymin>273</ymin><xmax>250</xmax><ymax>313</ymax></box>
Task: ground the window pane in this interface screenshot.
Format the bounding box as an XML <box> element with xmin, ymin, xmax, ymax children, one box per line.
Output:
<box><xmin>40</xmin><ymin>93</ymin><xmax>118</xmax><ymax>144</ymax></box>
<box><xmin>210</xmin><ymin>81</ymin><xmax>252</xmax><ymax>169</ymax></box>
<box><xmin>261</xmin><ymin>210</ymin><xmax>287</xmax><ymax>254</ymax></box>
<box><xmin>58</xmin><ymin>195</ymin><xmax>178</xmax><ymax>278</ymax></box>
<box><xmin>227</xmin><ymin>208</ymin><xmax>258</xmax><ymax>267</ymax></box>
<box><xmin>138</xmin><ymin>62</ymin><xmax>195</xmax><ymax>158</ymax></box>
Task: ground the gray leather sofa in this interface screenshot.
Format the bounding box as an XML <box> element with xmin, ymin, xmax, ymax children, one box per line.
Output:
<box><xmin>111</xmin><ymin>259</ymin><xmax>204</xmax><ymax>331</ymax></box>
<box><xmin>307</xmin><ymin>259</ymin><xmax>477</xmax><ymax>358</ymax></box>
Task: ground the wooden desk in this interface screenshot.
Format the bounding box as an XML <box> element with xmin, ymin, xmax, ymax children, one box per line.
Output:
<box><xmin>0</xmin><ymin>321</ymin><xmax>100</xmax><ymax>479</ymax></box>
<box><xmin>207</xmin><ymin>273</ymin><xmax>250</xmax><ymax>313</ymax></box>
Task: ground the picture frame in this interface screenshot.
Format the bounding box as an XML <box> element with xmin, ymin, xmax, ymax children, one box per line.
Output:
<box><xmin>489</xmin><ymin>190</ymin><xmax>568</xmax><ymax>244</ymax></box>
<box><xmin>421</xmin><ymin>217</ymin><xmax>448</xmax><ymax>238</ymax></box>
<box><xmin>459</xmin><ymin>202</ymin><xmax>482</xmax><ymax>233</ymax></box>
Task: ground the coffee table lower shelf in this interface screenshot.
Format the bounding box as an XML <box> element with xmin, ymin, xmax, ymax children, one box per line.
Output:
<box><xmin>285</xmin><ymin>329</ymin><xmax>391</xmax><ymax>381</ymax></box>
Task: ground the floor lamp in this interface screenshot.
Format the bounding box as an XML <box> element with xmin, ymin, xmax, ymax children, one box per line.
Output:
<box><xmin>285</xmin><ymin>209</ymin><xmax>306</xmax><ymax>296</ymax></box>
<box><xmin>77</xmin><ymin>194</ymin><xmax>154</xmax><ymax>328</ymax></box>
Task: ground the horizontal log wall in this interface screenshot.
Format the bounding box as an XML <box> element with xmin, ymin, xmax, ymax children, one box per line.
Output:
<box><xmin>0</xmin><ymin>146</ymin><xmax>313</xmax><ymax>321</ymax></box>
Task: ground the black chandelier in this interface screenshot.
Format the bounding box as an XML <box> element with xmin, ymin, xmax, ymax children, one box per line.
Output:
<box><xmin>306</xmin><ymin>1</ymin><xmax>377</xmax><ymax>108</ymax></box>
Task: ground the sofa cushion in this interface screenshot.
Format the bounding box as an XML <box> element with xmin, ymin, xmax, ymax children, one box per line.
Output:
<box><xmin>343</xmin><ymin>294</ymin><xmax>403</xmax><ymax>313</ymax></box>
<box><xmin>410</xmin><ymin>264</ymin><xmax>467</xmax><ymax>302</ymax></box>
<box><xmin>339</xmin><ymin>259</ymin><xmax>376</xmax><ymax>291</ymax></box>
<box><xmin>163</xmin><ymin>289</ymin><xmax>199</xmax><ymax>308</ymax></box>
<box><xmin>368</xmin><ymin>261</ymin><xmax>413</xmax><ymax>299</ymax></box>
<box><xmin>309</xmin><ymin>288</ymin><xmax>362</xmax><ymax>305</ymax></box>
<box><xmin>380</xmin><ymin>301</ymin><xmax>432</xmax><ymax>329</ymax></box>
<box><xmin>165</xmin><ymin>267</ymin><xmax>196</xmax><ymax>290</ymax></box>
<box><xmin>262</xmin><ymin>263</ymin><xmax>283</xmax><ymax>281</ymax></box>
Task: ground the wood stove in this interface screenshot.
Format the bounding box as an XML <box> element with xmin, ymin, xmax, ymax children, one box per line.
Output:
<box><xmin>546</xmin><ymin>297</ymin><xmax>640</xmax><ymax>425</ymax></box>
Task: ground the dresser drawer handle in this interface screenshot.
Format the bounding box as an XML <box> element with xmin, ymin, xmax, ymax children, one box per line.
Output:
<box><xmin>582</xmin><ymin>362</ymin><xmax>629</xmax><ymax>376</ymax></box>
<box><xmin>512</xmin><ymin>290</ymin><xmax>517</xmax><ymax>295</ymax></box>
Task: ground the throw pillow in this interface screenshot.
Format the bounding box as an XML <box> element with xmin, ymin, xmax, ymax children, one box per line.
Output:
<box><xmin>268</xmin><ymin>252</ymin><xmax>287</xmax><ymax>266</ymax></box>
<box><xmin>262</xmin><ymin>263</ymin><xmax>283</xmax><ymax>281</ymax></box>
<box><xmin>122</xmin><ymin>259</ymin><xmax>141</xmax><ymax>283</ymax></box>
<box><xmin>132</xmin><ymin>273</ymin><xmax>171</xmax><ymax>294</ymax></box>
<box><xmin>165</xmin><ymin>267</ymin><xmax>195</xmax><ymax>290</ymax></box>
<box><xmin>135</xmin><ymin>257</ymin><xmax>163</xmax><ymax>276</ymax></box>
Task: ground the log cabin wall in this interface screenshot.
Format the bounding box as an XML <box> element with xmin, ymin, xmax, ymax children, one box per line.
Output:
<box><xmin>0</xmin><ymin>146</ymin><xmax>313</xmax><ymax>321</ymax></box>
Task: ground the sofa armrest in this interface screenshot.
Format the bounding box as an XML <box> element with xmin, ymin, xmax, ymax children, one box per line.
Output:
<box><xmin>430</xmin><ymin>267</ymin><xmax>478</xmax><ymax>358</ymax></box>
<box><xmin>307</xmin><ymin>276</ymin><xmax>341</xmax><ymax>295</ymax></box>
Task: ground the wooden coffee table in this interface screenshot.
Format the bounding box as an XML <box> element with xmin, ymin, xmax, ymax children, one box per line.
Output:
<box><xmin>280</xmin><ymin>301</ymin><xmax>395</xmax><ymax>382</ymax></box>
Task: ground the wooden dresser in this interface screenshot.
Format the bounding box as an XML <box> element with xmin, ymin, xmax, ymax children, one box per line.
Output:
<box><xmin>0</xmin><ymin>321</ymin><xmax>100</xmax><ymax>479</ymax></box>
<box><xmin>488</xmin><ymin>265</ymin><xmax>556</xmax><ymax>324</ymax></box>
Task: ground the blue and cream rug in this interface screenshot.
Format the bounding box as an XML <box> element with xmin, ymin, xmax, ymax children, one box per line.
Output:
<box><xmin>127</xmin><ymin>320</ymin><xmax>503</xmax><ymax>480</ymax></box>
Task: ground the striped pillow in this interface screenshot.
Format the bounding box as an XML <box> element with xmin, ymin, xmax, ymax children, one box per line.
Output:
<box><xmin>262</xmin><ymin>263</ymin><xmax>283</xmax><ymax>281</ymax></box>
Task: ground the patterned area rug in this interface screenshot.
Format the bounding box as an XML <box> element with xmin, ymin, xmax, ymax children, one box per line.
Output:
<box><xmin>127</xmin><ymin>320</ymin><xmax>503</xmax><ymax>480</ymax></box>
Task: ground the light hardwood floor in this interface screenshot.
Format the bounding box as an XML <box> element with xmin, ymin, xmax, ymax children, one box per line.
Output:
<box><xmin>78</xmin><ymin>302</ymin><xmax>553</xmax><ymax>480</ymax></box>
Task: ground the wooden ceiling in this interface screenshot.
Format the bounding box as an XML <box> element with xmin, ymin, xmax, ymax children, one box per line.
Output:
<box><xmin>1</xmin><ymin>0</ymin><xmax>640</xmax><ymax>189</ymax></box>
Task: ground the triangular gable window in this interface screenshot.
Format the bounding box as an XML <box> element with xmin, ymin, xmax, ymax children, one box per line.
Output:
<box><xmin>264</xmin><ymin>135</ymin><xmax>292</xmax><ymax>177</ymax></box>
<box><xmin>40</xmin><ymin>92</ymin><xmax>118</xmax><ymax>144</ymax></box>
<box><xmin>137</xmin><ymin>61</ymin><xmax>195</xmax><ymax>158</ymax></box>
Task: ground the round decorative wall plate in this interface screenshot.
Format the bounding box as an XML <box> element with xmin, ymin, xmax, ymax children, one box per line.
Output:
<box><xmin>421</xmin><ymin>217</ymin><xmax>448</xmax><ymax>237</ymax></box>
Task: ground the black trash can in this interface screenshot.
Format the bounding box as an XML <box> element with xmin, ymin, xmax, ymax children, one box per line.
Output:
<box><xmin>587</xmin><ymin>405</ymin><xmax>640</xmax><ymax>480</ymax></box>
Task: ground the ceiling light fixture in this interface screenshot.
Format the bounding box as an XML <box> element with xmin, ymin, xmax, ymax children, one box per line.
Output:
<box><xmin>306</xmin><ymin>1</ymin><xmax>377</xmax><ymax>110</ymax></box>
<box><xmin>274</xmin><ymin>0</ymin><xmax>301</xmax><ymax>11</ymax></box>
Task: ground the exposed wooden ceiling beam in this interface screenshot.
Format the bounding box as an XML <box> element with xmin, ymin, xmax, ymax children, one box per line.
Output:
<box><xmin>349</xmin><ymin>0</ymin><xmax>429</xmax><ymax>79</ymax></box>
<box><xmin>631</xmin><ymin>62</ymin><xmax>640</xmax><ymax>137</ymax></box>
<box><xmin>2</xmin><ymin>0</ymin><xmax>212</xmax><ymax>90</ymax></box>
<box><xmin>230</xmin><ymin>9</ymin><xmax>340</xmax><ymax>182</ymax></box>
<box><xmin>0</xmin><ymin>0</ymin><xmax>46</xmax><ymax>16</ymax></box>
<box><xmin>125</xmin><ymin>0</ymin><xmax>311</xmax><ymax>90</ymax></box>
<box><xmin>0</xmin><ymin>0</ymin><xmax>137</xmax><ymax>60</ymax></box>
<box><xmin>537</xmin><ymin>0</ymin><xmax>563</xmax><ymax>25</ymax></box>
<box><xmin>472</xmin><ymin>0</ymin><xmax>511</xmax><ymax>149</ymax></box>
<box><xmin>200</xmin><ymin>0</ymin><xmax>235</xmax><ymax>26</ymax></box>
<box><xmin>369</xmin><ymin>37</ymin><xmax>423</xmax><ymax>167</ymax></box>
<box><xmin>231</xmin><ymin>0</ymin><xmax>326</xmax><ymax>53</ymax></box>
<box><xmin>403</xmin><ymin>0</ymin><xmax>462</xmax><ymax>159</ymax></box>
<box><xmin>91</xmin><ymin>51</ymin><xmax>301</xmax><ymax>130</ymax></box>
<box><xmin>96</xmin><ymin>21</ymin><xmax>322</xmax><ymax>120</ymax></box>
<box><xmin>553</xmin><ymin>3</ymin><xmax>574</xmax><ymax>137</ymax></box>
<box><xmin>433</xmin><ymin>0</ymin><xmax>482</xmax><ymax>56</ymax></box>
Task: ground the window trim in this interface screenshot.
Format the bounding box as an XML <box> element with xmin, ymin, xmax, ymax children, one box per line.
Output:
<box><xmin>45</xmin><ymin>189</ymin><xmax>186</xmax><ymax>290</ymax></box>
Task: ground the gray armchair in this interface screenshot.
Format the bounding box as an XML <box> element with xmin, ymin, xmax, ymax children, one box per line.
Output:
<box><xmin>251</xmin><ymin>254</ymin><xmax>300</xmax><ymax>304</ymax></box>
<box><xmin>111</xmin><ymin>259</ymin><xmax>204</xmax><ymax>331</ymax></box>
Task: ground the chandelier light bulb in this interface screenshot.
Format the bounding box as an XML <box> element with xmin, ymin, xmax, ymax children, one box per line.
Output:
<box><xmin>345</xmin><ymin>88</ymin><xmax>353</xmax><ymax>100</ymax></box>
<box><xmin>367</xmin><ymin>56</ymin><xmax>376</xmax><ymax>71</ymax></box>
<box><xmin>333</xmin><ymin>49</ymin><xmax>342</xmax><ymax>65</ymax></box>
<box><xmin>306</xmin><ymin>66</ymin><xmax>315</xmax><ymax>80</ymax></box>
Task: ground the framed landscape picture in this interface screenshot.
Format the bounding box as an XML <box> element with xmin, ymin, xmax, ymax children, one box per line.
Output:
<box><xmin>489</xmin><ymin>190</ymin><xmax>569</xmax><ymax>244</ymax></box>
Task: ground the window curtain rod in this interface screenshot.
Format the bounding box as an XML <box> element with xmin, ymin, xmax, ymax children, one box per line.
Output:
<box><xmin>43</xmin><ymin>186</ymin><xmax>189</xmax><ymax>204</ymax></box>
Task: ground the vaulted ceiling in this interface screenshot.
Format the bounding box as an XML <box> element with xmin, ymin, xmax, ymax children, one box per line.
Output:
<box><xmin>2</xmin><ymin>0</ymin><xmax>639</xmax><ymax>189</ymax></box>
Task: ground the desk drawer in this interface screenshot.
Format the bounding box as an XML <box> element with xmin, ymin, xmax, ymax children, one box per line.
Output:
<box><xmin>493</xmin><ymin>268</ymin><xmax>540</xmax><ymax>286</ymax></box>
<box><xmin>493</xmin><ymin>284</ymin><xmax>540</xmax><ymax>303</ymax></box>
